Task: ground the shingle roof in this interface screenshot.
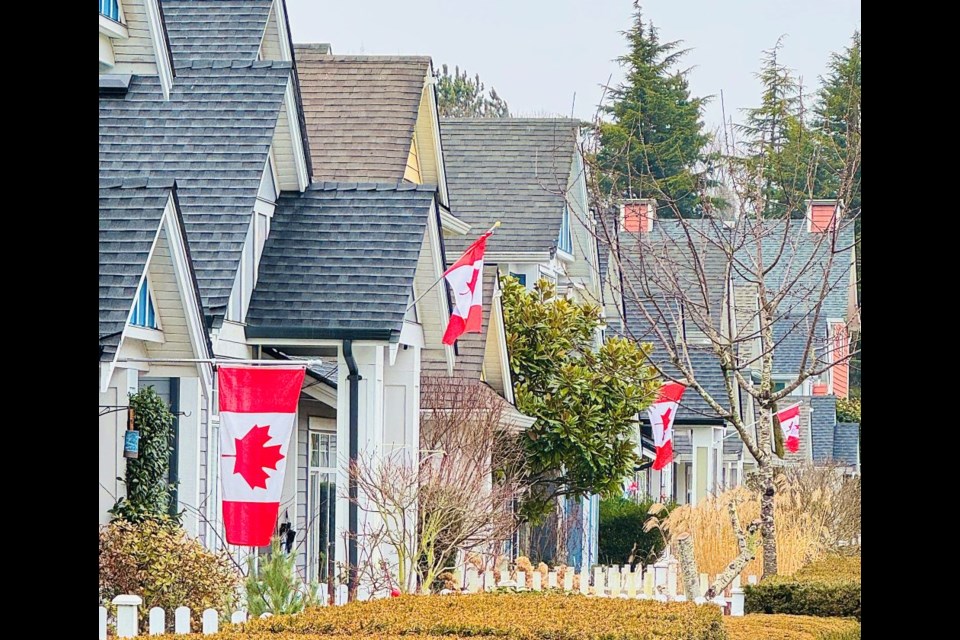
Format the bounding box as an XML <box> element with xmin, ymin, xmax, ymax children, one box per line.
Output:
<box><xmin>162</xmin><ymin>0</ymin><xmax>274</xmax><ymax>69</ymax></box>
<box><xmin>245</xmin><ymin>183</ymin><xmax>437</xmax><ymax>340</ymax></box>
<box><xmin>99</xmin><ymin>179</ymin><xmax>176</xmax><ymax>360</ymax></box>
<box><xmin>440</xmin><ymin>118</ymin><xmax>579</xmax><ymax>254</ymax></box>
<box><xmin>833</xmin><ymin>422</ymin><xmax>859</xmax><ymax>467</ymax></box>
<box><xmin>294</xmin><ymin>51</ymin><xmax>430</xmax><ymax>182</ymax></box>
<box><xmin>809</xmin><ymin>395</ymin><xmax>838</xmax><ymax>464</ymax></box>
<box><xmin>99</xmin><ymin>61</ymin><xmax>292</xmax><ymax>324</ymax></box>
<box><xmin>772</xmin><ymin>317</ymin><xmax>828</xmax><ymax>376</ymax></box>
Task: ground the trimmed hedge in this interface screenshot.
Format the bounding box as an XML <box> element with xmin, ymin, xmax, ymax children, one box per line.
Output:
<box><xmin>153</xmin><ymin>593</ymin><xmax>724</xmax><ymax>639</ymax></box>
<box><xmin>726</xmin><ymin>614</ymin><xmax>860</xmax><ymax>640</ymax></box>
<box><xmin>745</xmin><ymin>557</ymin><xmax>861</xmax><ymax>620</ymax></box>
<box><xmin>598</xmin><ymin>497</ymin><xmax>668</xmax><ymax>566</ymax></box>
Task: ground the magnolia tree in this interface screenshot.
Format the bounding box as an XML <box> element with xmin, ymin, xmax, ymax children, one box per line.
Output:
<box><xmin>582</xmin><ymin>35</ymin><xmax>861</xmax><ymax>577</ymax></box>
<box><xmin>349</xmin><ymin>378</ymin><xmax>524</xmax><ymax>594</ymax></box>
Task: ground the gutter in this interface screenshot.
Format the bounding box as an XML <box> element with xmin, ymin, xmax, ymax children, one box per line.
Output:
<box><xmin>343</xmin><ymin>340</ymin><xmax>361</xmax><ymax>601</ymax></box>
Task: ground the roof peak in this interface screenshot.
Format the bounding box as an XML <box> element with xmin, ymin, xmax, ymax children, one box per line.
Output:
<box><xmin>293</xmin><ymin>50</ymin><xmax>431</xmax><ymax>63</ymax></box>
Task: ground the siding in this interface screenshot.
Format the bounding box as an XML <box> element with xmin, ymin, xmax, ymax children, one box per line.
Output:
<box><xmin>145</xmin><ymin>229</ymin><xmax>196</xmax><ymax>360</ymax></box>
<box><xmin>112</xmin><ymin>0</ymin><xmax>159</xmax><ymax>71</ymax></box>
<box><xmin>259</xmin><ymin>6</ymin><xmax>283</xmax><ymax>61</ymax></box>
<box><xmin>404</xmin><ymin>137</ymin><xmax>422</xmax><ymax>184</ymax></box>
<box><xmin>563</xmin><ymin>151</ymin><xmax>601</xmax><ymax>303</ymax></box>
<box><xmin>733</xmin><ymin>285</ymin><xmax>759</xmax><ymax>366</ymax></box>
<box><xmin>295</xmin><ymin>398</ymin><xmax>337</xmax><ymax>578</ymax></box>
<box><xmin>413</xmin><ymin>83</ymin><xmax>441</xmax><ymax>189</ymax></box>
<box><xmin>272</xmin><ymin>95</ymin><xmax>299</xmax><ymax>191</ymax></box>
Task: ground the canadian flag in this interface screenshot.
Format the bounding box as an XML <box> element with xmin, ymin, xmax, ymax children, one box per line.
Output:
<box><xmin>648</xmin><ymin>382</ymin><xmax>686</xmax><ymax>471</ymax></box>
<box><xmin>441</xmin><ymin>231</ymin><xmax>492</xmax><ymax>346</ymax></box>
<box><xmin>777</xmin><ymin>402</ymin><xmax>801</xmax><ymax>454</ymax></box>
<box><xmin>218</xmin><ymin>366</ymin><xmax>305</xmax><ymax>546</ymax></box>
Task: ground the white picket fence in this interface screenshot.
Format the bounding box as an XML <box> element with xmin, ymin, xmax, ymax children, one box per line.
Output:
<box><xmin>99</xmin><ymin>562</ymin><xmax>754</xmax><ymax>637</ymax></box>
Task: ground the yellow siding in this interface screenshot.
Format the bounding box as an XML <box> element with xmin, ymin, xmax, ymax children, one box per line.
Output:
<box><xmin>404</xmin><ymin>136</ymin><xmax>422</xmax><ymax>184</ymax></box>
<box><xmin>272</xmin><ymin>95</ymin><xmax>299</xmax><ymax>191</ymax></box>
<box><xmin>414</xmin><ymin>84</ymin><xmax>441</xmax><ymax>187</ymax></box>
<box><xmin>145</xmin><ymin>229</ymin><xmax>197</xmax><ymax>360</ymax></box>
<box><xmin>112</xmin><ymin>0</ymin><xmax>158</xmax><ymax>70</ymax></box>
<box><xmin>259</xmin><ymin>6</ymin><xmax>283</xmax><ymax>61</ymax></box>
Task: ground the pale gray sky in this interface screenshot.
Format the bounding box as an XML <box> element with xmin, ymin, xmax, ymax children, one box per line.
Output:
<box><xmin>286</xmin><ymin>0</ymin><xmax>860</xmax><ymax>130</ymax></box>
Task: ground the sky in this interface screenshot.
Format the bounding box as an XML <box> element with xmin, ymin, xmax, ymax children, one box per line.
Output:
<box><xmin>285</xmin><ymin>0</ymin><xmax>860</xmax><ymax>131</ymax></box>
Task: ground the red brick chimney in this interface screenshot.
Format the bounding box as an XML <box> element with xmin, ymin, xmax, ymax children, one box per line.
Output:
<box><xmin>621</xmin><ymin>198</ymin><xmax>656</xmax><ymax>234</ymax></box>
<box><xmin>805</xmin><ymin>199</ymin><xmax>842</xmax><ymax>233</ymax></box>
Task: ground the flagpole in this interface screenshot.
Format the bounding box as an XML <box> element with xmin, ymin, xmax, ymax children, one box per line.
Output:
<box><xmin>405</xmin><ymin>221</ymin><xmax>500</xmax><ymax>312</ymax></box>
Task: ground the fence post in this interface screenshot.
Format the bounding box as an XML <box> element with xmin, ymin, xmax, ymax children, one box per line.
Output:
<box><xmin>148</xmin><ymin>607</ymin><xmax>165</xmax><ymax>635</ymax></box>
<box><xmin>531</xmin><ymin>571</ymin><xmax>542</xmax><ymax>591</ymax></box>
<box><xmin>230</xmin><ymin>611</ymin><xmax>248</xmax><ymax>624</ymax></box>
<box><xmin>202</xmin><ymin>609</ymin><xmax>218</xmax><ymax>634</ymax></box>
<box><xmin>547</xmin><ymin>571</ymin><xmax>557</xmax><ymax>589</ymax></box>
<box><xmin>174</xmin><ymin>607</ymin><xmax>191</xmax><ymax>634</ymax></box>
<box><xmin>608</xmin><ymin>566</ymin><xmax>621</xmax><ymax>597</ymax></box>
<box><xmin>99</xmin><ymin>606</ymin><xmax>108</xmax><ymax>640</ymax></box>
<box><xmin>562</xmin><ymin>570</ymin><xmax>573</xmax><ymax>592</ymax></box>
<box><xmin>484</xmin><ymin>570</ymin><xmax>495</xmax><ymax>591</ymax></box>
<box><xmin>113</xmin><ymin>595</ymin><xmax>142</xmax><ymax>638</ymax></box>
<box><xmin>666</xmin><ymin>557</ymin><xmax>678</xmax><ymax>598</ymax></box>
<box><xmin>625</xmin><ymin>569</ymin><xmax>636</xmax><ymax>598</ymax></box>
<box><xmin>579</xmin><ymin>566</ymin><xmax>589</xmax><ymax>595</ymax></box>
<box><xmin>516</xmin><ymin>571</ymin><xmax>526</xmax><ymax>588</ymax></box>
<box><xmin>730</xmin><ymin>588</ymin><xmax>745</xmax><ymax>616</ymax></box>
<box><xmin>593</xmin><ymin>566</ymin><xmax>605</xmax><ymax>595</ymax></box>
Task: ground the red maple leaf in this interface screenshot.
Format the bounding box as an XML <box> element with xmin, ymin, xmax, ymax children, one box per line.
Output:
<box><xmin>231</xmin><ymin>424</ymin><xmax>284</xmax><ymax>490</ymax></box>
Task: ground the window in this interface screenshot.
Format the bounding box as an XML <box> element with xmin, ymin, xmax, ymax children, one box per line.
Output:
<box><xmin>772</xmin><ymin>381</ymin><xmax>787</xmax><ymax>393</ymax></box>
<box><xmin>130</xmin><ymin>279</ymin><xmax>158</xmax><ymax>329</ymax></box>
<box><xmin>308</xmin><ymin>418</ymin><xmax>337</xmax><ymax>583</ymax></box>
<box><xmin>509</xmin><ymin>272</ymin><xmax>527</xmax><ymax>286</ymax></box>
<box><xmin>558</xmin><ymin>207</ymin><xmax>573</xmax><ymax>254</ymax></box>
<box><xmin>100</xmin><ymin>0</ymin><xmax>121</xmax><ymax>22</ymax></box>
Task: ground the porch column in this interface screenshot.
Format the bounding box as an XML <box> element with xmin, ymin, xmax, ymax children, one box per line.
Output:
<box><xmin>691</xmin><ymin>428</ymin><xmax>713</xmax><ymax>505</ymax></box>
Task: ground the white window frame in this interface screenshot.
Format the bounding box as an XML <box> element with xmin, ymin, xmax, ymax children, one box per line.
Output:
<box><xmin>307</xmin><ymin>417</ymin><xmax>337</xmax><ymax>583</ymax></box>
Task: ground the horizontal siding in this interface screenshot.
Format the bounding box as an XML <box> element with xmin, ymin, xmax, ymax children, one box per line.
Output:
<box><xmin>259</xmin><ymin>7</ymin><xmax>282</xmax><ymax>61</ymax></box>
<box><xmin>273</xmin><ymin>97</ymin><xmax>298</xmax><ymax>190</ymax></box>
<box><xmin>404</xmin><ymin>137</ymin><xmax>422</xmax><ymax>183</ymax></box>
<box><xmin>414</xmin><ymin>226</ymin><xmax>445</xmax><ymax>354</ymax></box>
<box><xmin>112</xmin><ymin>0</ymin><xmax>158</xmax><ymax>67</ymax></box>
<box><xmin>145</xmin><ymin>230</ymin><xmax>195</xmax><ymax>360</ymax></box>
<box><xmin>414</xmin><ymin>84</ymin><xmax>439</xmax><ymax>186</ymax></box>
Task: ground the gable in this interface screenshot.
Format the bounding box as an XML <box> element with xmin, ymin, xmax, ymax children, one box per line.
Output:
<box><xmin>162</xmin><ymin>0</ymin><xmax>274</xmax><ymax>69</ymax></box>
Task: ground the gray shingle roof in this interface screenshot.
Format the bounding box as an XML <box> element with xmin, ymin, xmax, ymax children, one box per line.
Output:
<box><xmin>833</xmin><ymin>422</ymin><xmax>859</xmax><ymax>467</ymax></box>
<box><xmin>99</xmin><ymin>61</ymin><xmax>292</xmax><ymax>324</ymax></box>
<box><xmin>294</xmin><ymin>51</ymin><xmax>430</xmax><ymax>182</ymax></box>
<box><xmin>162</xmin><ymin>0</ymin><xmax>274</xmax><ymax>69</ymax></box>
<box><xmin>245</xmin><ymin>183</ymin><xmax>437</xmax><ymax>340</ymax></box>
<box><xmin>440</xmin><ymin>118</ymin><xmax>579</xmax><ymax>254</ymax></box>
<box><xmin>99</xmin><ymin>179</ymin><xmax>175</xmax><ymax>360</ymax></box>
<box><xmin>809</xmin><ymin>395</ymin><xmax>838</xmax><ymax>464</ymax></box>
<box><xmin>772</xmin><ymin>317</ymin><xmax>828</xmax><ymax>376</ymax></box>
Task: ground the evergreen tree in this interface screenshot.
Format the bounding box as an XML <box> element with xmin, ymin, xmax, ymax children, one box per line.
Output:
<box><xmin>598</xmin><ymin>4</ymin><xmax>711</xmax><ymax>218</ymax></box>
<box><xmin>436</xmin><ymin>64</ymin><xmax>510</xmax><ymax>118</ymax></box>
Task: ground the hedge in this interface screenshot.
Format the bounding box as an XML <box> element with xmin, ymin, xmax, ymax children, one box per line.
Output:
<box><xmin>598</xmin><ymin>497</ymin><xmax>668</xmax><ymax>566</ymax></box>
<box><xmin>154</xmin><ymin>593</ymin><xmax>725</xmax><ymax>639</ymax></box>
<box><xmin>726</xmin><ymin>614</ymin><xmax>860</xmax><ymax>640</ymax></box>
<box><xmin>745</xmin><ymin>557</ymin><xmax>861</xmax><ymax>620</ymax></box>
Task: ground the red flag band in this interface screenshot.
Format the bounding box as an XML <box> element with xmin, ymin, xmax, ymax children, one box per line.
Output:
<box><xmin>219</xmin><ymin>366</ymin><xmax>305</xmax><ymax>546</ymax></box>
<box><xmin>441</xmin><ymin>231</ymin><xmax>492</xmax><ymax>345</ymax></box>
<box><xmin>647</xmin><ymin>381</ymin><xmax>686</xmax><ymax>471</ymax></box>
<box><xmin>777</xmin><ymin>402</ymin><xmax>801</xmax><ymax>454</ymax></box>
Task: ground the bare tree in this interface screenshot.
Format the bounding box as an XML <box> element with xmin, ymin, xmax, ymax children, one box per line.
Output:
<box><xmin>581</xmin><ymin>72</ymin><xmax>860</xmax><ymax>577</ymax></box>
<box><xmin>350</xmin><ymin>378</ymin><xmax>525</xmax><ymax>594</ymax></box>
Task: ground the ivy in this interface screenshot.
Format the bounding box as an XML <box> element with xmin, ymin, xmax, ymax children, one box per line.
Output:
<box><xmin>109</xmin><ymin>386</ymin><xmax>177</xmax><ymax>523</ymax></box>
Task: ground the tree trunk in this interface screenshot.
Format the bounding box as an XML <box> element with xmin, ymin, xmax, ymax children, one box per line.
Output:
<box><xmin>706</xmin><ymin>501</ymin><xmax>760</xmax><ymax>598</ymax></box>
<box><xmin>675</xmin><ymin>533</ymin><xmax>700</xmax><ymax>599</ymax></box>
<box><xmin>759</xmin><ymin>463</ymin><xmax>778</xmax><ymax>578</ymax></box>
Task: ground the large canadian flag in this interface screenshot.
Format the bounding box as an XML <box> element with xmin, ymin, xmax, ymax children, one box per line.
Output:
<box><xmin>648</xmin><ymin>382</ymin><xmax>686</xmax><ymax>471</ymax></box>
<box><xmin>777</xmin><ymin>402</ymin><xmax>801</xmax><ymax>454</ymax></box>
<box><xmin>441</xmin><ymin>231</ymin><xmax>492</xmax><ymax>346</ymax></box>
<box><xmin>219</xmin><ymin>366</ymin><xmax>305</xmax><ymax>546</ymax></box>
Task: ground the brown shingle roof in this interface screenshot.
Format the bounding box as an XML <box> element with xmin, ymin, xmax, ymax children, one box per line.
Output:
<box><xmin>294</xmin><ymin>49</ymin><xmax>430</xmax><ymax>182</ymax></box>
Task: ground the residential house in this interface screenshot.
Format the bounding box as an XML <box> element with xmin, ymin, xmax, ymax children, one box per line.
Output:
<box><xmin>440</xmin><ymin>117</ymin><xmax>603</xmax><ymax>570</ymax></box>
<box><xmin>606</xmin><ymin>199</ymin><xmax>860</xmax><ymax>506</ymax></box>
<box><xmin>99</xmin><ymin>1</ymin><xmax>456</xmax><ymax>602</ymax></box>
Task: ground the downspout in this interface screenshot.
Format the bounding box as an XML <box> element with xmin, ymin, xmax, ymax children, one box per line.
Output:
<box><xmin>343</xmin><ymin>340</ymin><xmax>361</xmax><ymax>601</ymax></box>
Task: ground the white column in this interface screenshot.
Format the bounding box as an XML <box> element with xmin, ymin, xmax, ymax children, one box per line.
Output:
<box><xmin>178</xmin><ymin>377</ymin><xmax>202</xmax><ymax>537</ymax></box>
<box><xmin>112</xmin><ymin>595</ymin><xmax>142</xmax><ymax>638</ymax></box>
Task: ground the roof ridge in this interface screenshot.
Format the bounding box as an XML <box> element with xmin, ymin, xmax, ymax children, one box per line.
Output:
<box><xmin>294</xmin><ymin>52</ymin><xmax>432</xmax><ymax>63</ymax></box>
<box><xmin>307</xmin><ymin>181</ymin><xmax>438</xmax><ymax>193</ymax></box>
<box><xmin>186</xmin><ymin>59</ymin><xmax>292</xmax><ymax>70</ymax></box>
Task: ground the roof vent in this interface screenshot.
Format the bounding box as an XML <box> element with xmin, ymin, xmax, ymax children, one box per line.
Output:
<box><xmin>99</xmin><ymin>74</ymin><xmax>132</xmax><ymax>98</ymax></box>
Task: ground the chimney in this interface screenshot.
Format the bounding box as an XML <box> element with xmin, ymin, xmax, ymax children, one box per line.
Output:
<box><xmin>621</xmin><ymin>198</ymin><xmax>656</xmax><ymax>234</ymax></box>
<box><xmin>805</xmin><ymin>199</ymin><xmax>842</xmax><ymax>233</ymax></box>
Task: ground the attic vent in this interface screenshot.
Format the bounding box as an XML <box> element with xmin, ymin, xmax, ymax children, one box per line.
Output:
<box><xmin>99</xmin><ymin>74</ymin><xmax>132</xmax><ymax>98</ymax></box>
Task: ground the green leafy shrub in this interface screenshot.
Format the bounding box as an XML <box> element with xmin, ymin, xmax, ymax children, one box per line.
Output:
<box><xmin>246</xmin><ymin>538</ymin><xmax>318</xmax><ymax>616</ymax></box>
<box><xmin>745</xmin><ymin>556</ymin><xmax>861</xmax><ymax>620</ymax></box>
<box><xmin>99</xmin><ymin>519</ymin><xmax>240</xmax><ymax>630</ymax></box>
<box><xmin>109</xmin><ymin>386</ymin><xmax>176</xmax><ymax>522</ymax></box>
<box><xmin>598</xmin><ymin>497</ymin><xmax>669</xmax><ymax>566</ymax></box>
<box><xmin>726</xmin><ymin>614</ymin><xmax>860</xmax><ymax>640</ymax></box>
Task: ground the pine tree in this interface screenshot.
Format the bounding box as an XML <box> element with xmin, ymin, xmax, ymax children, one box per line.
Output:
<box><xmin>598</xmin><ymin>4</ymin><xmax>711</xmax><ymax>218</ymax></box>
<box><xmin>436</xmin><ymin>64</ymin><xmax>510</xmax><ymax>118</ymax></box>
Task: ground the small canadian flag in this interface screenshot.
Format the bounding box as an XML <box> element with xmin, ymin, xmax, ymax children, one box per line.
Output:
<box><xmin>777</xmin><ymin>402</ymin><xmax>801</xmax><ymax>454</ymax></box>
<box><xmin>218</xmin><ymin>366</ymin><xmax>305</xmax><ymax>546</ymax></box>
<box><xmin>648</xmin><ymin>382</ymin><xmax>686</xmax><ymax>471</ymax></box>
<box><xmin>441</xmin><ymin>230</ymin><xmax>493</xmax><ymax>346</ymax></box>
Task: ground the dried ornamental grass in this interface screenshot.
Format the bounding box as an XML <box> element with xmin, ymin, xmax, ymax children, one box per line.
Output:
<box><xmin>235</xmin><ymin>593</ymin><xmax>726</xmax><ymax>640</ymax></box>
<box><xmin>725</xmin><ymin>614</ymin><xmax>860</xmax><ymax>640</ymax></box>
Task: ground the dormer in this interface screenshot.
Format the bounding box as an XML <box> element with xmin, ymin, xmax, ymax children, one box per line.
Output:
<box><xmin>99</xmin><ymin>0</ymin><xmax>173</xmax><ymax>98</ymax></box>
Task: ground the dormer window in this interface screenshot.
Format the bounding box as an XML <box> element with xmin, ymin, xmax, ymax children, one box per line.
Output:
<box><xmin>558</xmin><ymin>206</ymin><xmax>573</xmax><ymax>255</ymax></box>
<box><xmin>130</xmin><ymin>279</ymin><xmax>158</xmax><ymax>329</ymax></box>
<box><xmin>99</xmin><ymin>0</ymin><xmax>121</xmax><ymax>22</ymax></box>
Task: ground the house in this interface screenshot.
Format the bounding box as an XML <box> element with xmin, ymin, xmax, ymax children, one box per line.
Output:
<box><xmin>440</xmin><ymin>117</ymin><xmax>603</xmax><ymax>570</ymax></box>
<box><xmin>605</xmin><ymin>198</ymin><xmax>860</xmax><ymax>505</ymax></box>
<box><xmin>99</xmin><ymin>2</ymin><xmax>457</xmax><ymax>601</ymax></box>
